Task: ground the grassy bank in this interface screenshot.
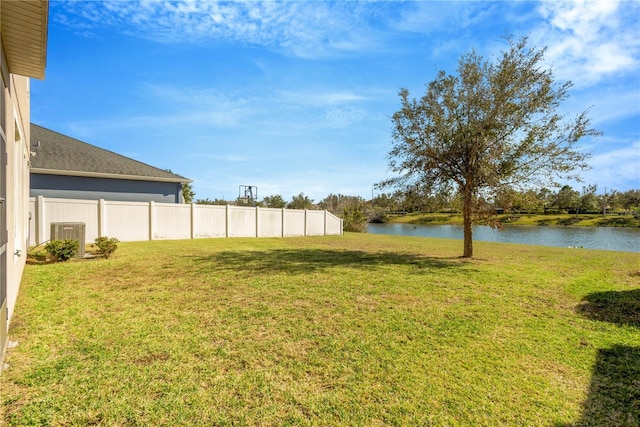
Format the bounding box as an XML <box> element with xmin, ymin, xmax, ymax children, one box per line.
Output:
<box><xmin>2</xmin><ymin>234</ymin><xmax>639</xmax><ymax>426</ymax></box>
<box><xmin>390</xmin><ymin>212</ymin><xmax>640</xmax><ymax>228</ymax></box>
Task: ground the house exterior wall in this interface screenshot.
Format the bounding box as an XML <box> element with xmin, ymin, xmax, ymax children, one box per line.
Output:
<box><xmin>1</xmin><ymin>40</ymin><xmax>32</xmax><ymax>362</ymax></box>
<box><xmin>31</xmin><ymin>173</ymin><xmax>184</xmax><ymax>203</ymax></box>
<box><xmin>1</xmin><ymin>0</ymin><xmax>48</xmax><ymax>367</ymax></box>
<box><xmin>1</xmin><ymin>26</ymin><xmax>8</xmax><ymax>364</ymax></box>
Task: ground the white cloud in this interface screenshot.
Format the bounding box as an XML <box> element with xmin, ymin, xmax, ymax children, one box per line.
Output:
<box><xmin>585</xmin><ymin>89</ymin><xmax>640</xmax><ymax>126</ymax></box>
<box><xmin>577</xmin><ymin>139</ymin><xmax>640</xmax><ymax>190</ymax></box>
<box><xmin>322</xmin><ymin>107</ymin><xmax>367</xmax><ymax>128</ymax></box>
<box><xmin>534</xmin><ymin>0</ymin><xmax>640</xmax><ymax>86</ymax></box>
<box><xmin>61</xmin><ymin>79</ymin><xmax>254</xmax><ymax>135</ymax></box>
<box><xmin>53</xmin><ymin>0</ymin><xmax>385</xmax><ymax>59</ymax></box>
<box><xmin>127</xmin><ymin>83</ymin><xmax>254</xmax><ymax>128</ymax></box>
<box><xmin>63</xmin><ymin>81</ymin><xmax>379</xmax><ymax>142</ymax></box>
<box><xmin>592</xmin><ymin>139</ymin><xmax>640</xmax><ymax>166</ymax></box>
<box><xmin>391</xmin><ymin>1</ymin><xmax>497</xmax><ymax>33</ymax></box>
<box><xmin>277</xmin><ymin>90</ymin><xmax>367</xmax><ymax>107</ymax></box>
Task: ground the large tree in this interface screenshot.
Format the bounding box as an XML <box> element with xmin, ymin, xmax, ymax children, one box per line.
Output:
<box><xmin>380</xmin><ymin>37</ymin><xmax>599</xmax><ymax>257</ymax></box>
<box><xmin>554</xmin><ymin>185</ymin><xmax>580</xmax><ymax>213</ymax></box>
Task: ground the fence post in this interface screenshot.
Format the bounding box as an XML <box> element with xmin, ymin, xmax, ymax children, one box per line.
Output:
<box><xmin>255</xmin><ymin>206</ymin><xmax>260</xmax><ymax>237</ymax></box>
<box><xmin>98</xmin><ymin>199</ymin><xmax>105</xmax><ymax>237</ymax></box>
<box><xmin>191</xmin><ymin>203</ymin><xmax>196</xmax><ymax>239</ymax></box>
<box><xmin>281</xmin><ymin>208</ymin><xmax>285</xmax><ymax>238</ymax></box>
<box><xmin>149</xmin><ymin>201</ymin><xmax>155</xmax><ymax>241</ymax></box>
<box><xmin>304</xmin><ymin>209</ymin><xmax>308</xmax><ymax>236</ymax></box>
<box><xmin>324</xmin><ymin>210</ymin><xmax>327</xmax><ymax>236</ymax></box>
<box><xmin>36</xmin><ymin>196</ymin><xmax>45</xmax><ymax>244</ymax></box>
<box><xmin>225</xmin><ymin>204</ymin><xmax>230</xmax><ymax>238</ymax></box>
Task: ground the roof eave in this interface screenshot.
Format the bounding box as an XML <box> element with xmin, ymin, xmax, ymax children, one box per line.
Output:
<box><xmin>1</xmin><ymin>0</ymin><xmax>49</xmax><ymax>80</ymax></box>
<box><xmin>30</xmin><ymin>168</ymin><xmax>193</xmax><ymax>184</ymax></box>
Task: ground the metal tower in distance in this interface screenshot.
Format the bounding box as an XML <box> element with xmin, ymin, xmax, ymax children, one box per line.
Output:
<box><xmin>239</xmin><ymin>185</ymin><xmax>258</xmax><ymax>206</ymax></box>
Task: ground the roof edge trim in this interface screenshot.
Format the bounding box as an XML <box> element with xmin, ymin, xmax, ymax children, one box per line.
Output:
<box><xmin>31</xmin><ymin>168</ymin><xmax>193</xmax><ymax>184</ymax></box>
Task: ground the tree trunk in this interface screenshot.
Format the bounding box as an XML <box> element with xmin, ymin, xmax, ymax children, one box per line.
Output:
<box><xmin>462</xmin><ymin>189</ymin><xmax>473</xmax><ymax>258</ymax></box>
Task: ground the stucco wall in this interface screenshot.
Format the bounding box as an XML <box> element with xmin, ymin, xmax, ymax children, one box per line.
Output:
<box><xmin>1</xmin><ymin>37</ymin><xmax>33</xmax><ymax>360</ymax></box>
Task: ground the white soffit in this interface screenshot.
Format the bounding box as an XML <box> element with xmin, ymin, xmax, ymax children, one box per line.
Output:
<box><xmin>1</xmin><ymin>0</ymin><xmax>48</xmax><ymax>80</ymax></box>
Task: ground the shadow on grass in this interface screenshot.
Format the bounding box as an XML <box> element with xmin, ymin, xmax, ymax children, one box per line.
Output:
<box><xmin>558</xmin><ymin>345</ymin><xmax>640</xmax><ymax>427</ymax></box>
<box><xmin>562</xmin><ymin>290</ymin><xmax>640</xmax><ymax>426</ymax></box>
<box><xmin>534</xmin><ymin>216</ymin><xmax>586</xmax><ymax>226</ymax></box>
<box><xmin>557</xmin><ymin>216</ymin><xmax>585</xmax><ymax>226</ymax></box>
<box><xmin>576</xmin><ymin>289</ymin><xmax>640</xmax><ymax>327</ymax></box>
<box><xmin>411</xmin><ymin>216</ymin><xmax>454</xmax><ymax>225</ymax></box>
<box><xmin>596</xmin><ymin>216</ymin><xmax>640</xmax><ymax>228</ymax></box>
<box><xmin>184</xmin><ymin>248</ymin><xmax>468</xmax><ymax>277</ymax></box>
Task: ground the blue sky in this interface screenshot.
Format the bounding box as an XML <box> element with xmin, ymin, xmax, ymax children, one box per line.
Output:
<box><xmin>32</xmin><ymin>0</ymin><xmax>640</xmax><ymax>202</ymax></box>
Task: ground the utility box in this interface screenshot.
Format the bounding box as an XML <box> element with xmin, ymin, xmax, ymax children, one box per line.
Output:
<box><xmin>50</xmin><ymin>222</ymin><xmax>86</xmax><ymax>257</ymax></box>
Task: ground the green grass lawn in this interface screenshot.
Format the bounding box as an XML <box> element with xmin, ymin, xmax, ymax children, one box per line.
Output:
<box><xmin>2</xmin><ymin>234</ymin><xmax>639</xmax><ymax>426</ymax></box>
<box><xmin>390</xmin><ymin>212</ymin><xmax>640</xmax><ymax>228</ymax></box>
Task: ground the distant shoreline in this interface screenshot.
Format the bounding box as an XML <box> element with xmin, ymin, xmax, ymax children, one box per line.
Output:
<box><xmin>387</xmin><ymin>213</ymin><xmax>640</xmax><ymax>228</ymax></box>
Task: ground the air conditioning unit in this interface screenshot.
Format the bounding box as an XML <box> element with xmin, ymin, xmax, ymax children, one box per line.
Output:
<box><xmin>50</xmin><ymin>222</ymin><xmax>86</xmax><ymax>257</ymax></box>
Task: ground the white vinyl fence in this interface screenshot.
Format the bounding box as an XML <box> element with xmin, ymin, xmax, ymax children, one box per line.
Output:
<box><xmin>29</xmin><ymin>196</ymin><xmax>343</xmax><ymax>246</ymax></box>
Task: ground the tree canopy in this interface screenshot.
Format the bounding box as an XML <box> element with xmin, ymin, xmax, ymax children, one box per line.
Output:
<box><xmin>379</xmin><ymin>37</ymin><xmax>600</xmax><ymax>257</ymax></box>
<box><xmin>182</xmin><ymin>182</ymin><xmax>195</xmax><ymax>204</ymax></box>
<box><xmin>262</xmin><ymin>194</ymin><xmax>287</xmax><ymax>209</ymax></box>
<box><xmin>287</xmin><ymin>193</ymin><xmax>315</xmax><ymax>210</ymax></box>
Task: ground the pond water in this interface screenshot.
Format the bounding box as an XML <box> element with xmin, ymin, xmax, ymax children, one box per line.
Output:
<box><xmin>366</xmin><ymin>223</ymin><xmax>640</xmax><ymax>253</ymax></box>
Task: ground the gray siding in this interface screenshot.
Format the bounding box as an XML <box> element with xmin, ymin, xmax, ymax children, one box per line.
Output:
<box><xmin>30</xmin><ymin>174</ymin><xmax>183</xmax><ymax>203</ymax></box>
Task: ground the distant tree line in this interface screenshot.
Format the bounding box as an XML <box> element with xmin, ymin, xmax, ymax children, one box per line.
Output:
<box><xmin>371</xmin><ymin>186</ymin><xmax>640</xmax><ymax>217</ymax></box>
<box><xmin>193</xmin><ymin>192</ymin><xmax>373</xmax><ymax>232</ymax></box>
<box><xmin>194</xmin><ymin>192</ymin><xmax>314</xmax><ymax>210</ymax></box>
<box><xmin>188</xmin><ymin>185</ymin><xmax>639</xmax><ymax>234</ymax></box>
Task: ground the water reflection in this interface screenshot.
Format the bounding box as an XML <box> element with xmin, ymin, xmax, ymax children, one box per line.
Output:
<box><xmin>367</xmin><ymin>223</ymin><xmax>640</xmax><ymax>253</ymax></box>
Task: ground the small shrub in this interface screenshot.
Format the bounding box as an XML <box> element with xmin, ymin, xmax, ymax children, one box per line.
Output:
<box><xmin>95</xmin><ymin>236</ymin><xmax>119</xmax><ymax>259</ymax></box>
<box><xmin>32</xmin><ymin>250</ymin><xmax>48</xmax><ymax>261</ymax></box>
<box><xmin>45</xmin><ymin>239</ymin><xmax>79</xmax><ymax>262</ymax></box>
<box><xmin>343</xmin><ymin>206</ymin><xmax>368</xmax><ymax>233</ymax></box>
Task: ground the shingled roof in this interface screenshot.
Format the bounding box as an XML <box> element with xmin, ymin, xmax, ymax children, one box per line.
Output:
<box><xmin>30</xmin><ymin>124</ymin><xmax>190</xmax><ymax>183</ymax></box>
